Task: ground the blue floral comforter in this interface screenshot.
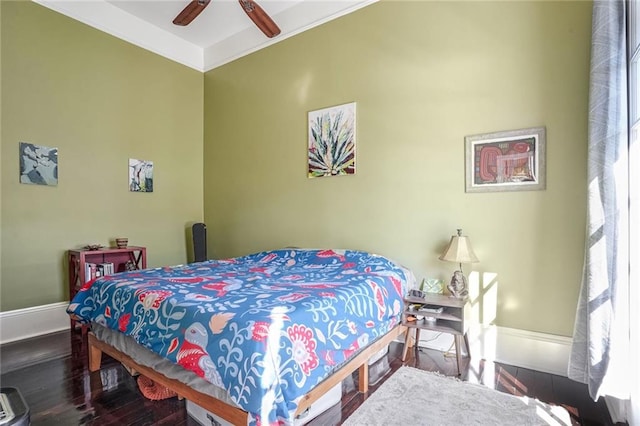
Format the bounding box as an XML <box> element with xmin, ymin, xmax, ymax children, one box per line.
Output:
<box><xmin>68</xmin><ymin>249</ymin><xmax>413</xmax><ymax>425</ymax></box>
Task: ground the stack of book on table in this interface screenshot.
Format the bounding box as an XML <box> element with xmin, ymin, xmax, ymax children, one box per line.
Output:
<box><xmin>84</xmin><ymin>262</ymin><xmax>115</xmax><ymax>281</ymax></box>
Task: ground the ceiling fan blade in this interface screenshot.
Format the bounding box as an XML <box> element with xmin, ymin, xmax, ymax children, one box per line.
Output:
<box><xmin>173</xmin><ymin>0</ymin><xmax>211</xmax><ymax>26</ymax></box>
<box><xmin>238</xmin><ymin>0</ymin><xmax>281</xmax><ymax>38</ymax></box>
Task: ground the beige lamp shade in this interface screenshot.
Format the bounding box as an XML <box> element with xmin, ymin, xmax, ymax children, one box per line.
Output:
<box><xmin>439</xmin><ymin>229</ymin><xmax>479</xmax><ymax>264</ymax></box>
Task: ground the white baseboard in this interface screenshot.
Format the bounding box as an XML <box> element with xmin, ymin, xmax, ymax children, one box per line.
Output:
<box><xmin>0</xmin><ymin>302</ymin><xmax>70</xmax><ymax>345</ymax></box>
<box><xmin>605</xmin><ymin>396</ymin><xmax>629</xmax><ymax>424</ymax></box>
<box><xmin>414</xmin><ymin>324</ymin><xmax>572</xmax><ymax>377</ymax></box>
<box><xmin>0</xmin><ymin>303</ymin><xmax>572</xmax><ymax>378</ymax></box>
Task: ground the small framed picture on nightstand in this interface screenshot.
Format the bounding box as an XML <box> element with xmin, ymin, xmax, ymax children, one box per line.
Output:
<box><xmin>421</xmin><ymin>278</ymin><xmax>444</xmax><ymax>295</ymax></box>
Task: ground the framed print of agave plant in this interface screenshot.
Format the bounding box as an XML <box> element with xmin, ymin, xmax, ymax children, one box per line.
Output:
<box><xmin>308</xmin><ymin>102</ymin><xmax>356</xmax><ymax>178</ymax></box>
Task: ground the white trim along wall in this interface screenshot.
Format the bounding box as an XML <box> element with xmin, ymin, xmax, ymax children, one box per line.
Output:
<box><xmin>0</xmin><ymin>302</ymin><xmax>572</xmax><ymax>377</ymax></box>
<box><xmin>0</xmin><ymin>302</ymin><xmax>70</xmax><ymax>344</ymax></box>
<box><xmin>414</xmin><ymin>324</ymin><xmax>572</xmax><ymax>377</ymax></box>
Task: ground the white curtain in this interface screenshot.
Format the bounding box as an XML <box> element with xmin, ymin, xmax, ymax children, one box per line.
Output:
<box><xmin>567</xmin><ymin>0</ymin><xmax>631</xmax><ymax>412</ymax></box>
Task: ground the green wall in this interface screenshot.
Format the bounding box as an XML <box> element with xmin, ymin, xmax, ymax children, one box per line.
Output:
<box><xmin>0</xmin><ymin>2</ymin><xmax>204</xmax><ymax>311</ymax></box>
<box><xmin>203</xmin><ymin>1</ymin><xmax>591</xmax><ymax>336</ymax></box>
<box><xmin>0</xmin><ymin>0</ymin><xmax>592</xmax><ymax>338</ymax></box>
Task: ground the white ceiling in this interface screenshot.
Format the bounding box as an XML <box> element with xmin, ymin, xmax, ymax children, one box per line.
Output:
<box><xmin>34</xmin><ymin>0</ymin><xmax>376</xmax><ymax>72</ymax></box>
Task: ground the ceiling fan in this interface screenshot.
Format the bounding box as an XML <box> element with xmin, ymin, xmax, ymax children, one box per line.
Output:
<box><xmin>173</xmin><ymin>0</ymin><xmax>281</xmax><ymax>38</ymax></box>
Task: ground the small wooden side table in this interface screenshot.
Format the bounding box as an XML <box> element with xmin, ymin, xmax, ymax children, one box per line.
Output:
<box><xmin>68</xmin><ymin>246</ymin><xmax>147</xmax><ymax>331</ymax></box>
<box><xmin>401</xmin><ymin>293</ymin><xmax>470</xmax><ymax>375</ymax></box>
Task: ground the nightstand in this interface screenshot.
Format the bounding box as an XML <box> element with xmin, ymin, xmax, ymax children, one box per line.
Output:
<box><xmin>401</xmin><ymin>293</ymin><xmax>470</xmax><ymax>375</ymax></box>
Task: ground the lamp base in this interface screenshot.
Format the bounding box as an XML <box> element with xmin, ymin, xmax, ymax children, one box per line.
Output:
<box><xmin>447</xmin><ymin>270</ymin><xmax>468</xmax><ymax>299</ymax></box>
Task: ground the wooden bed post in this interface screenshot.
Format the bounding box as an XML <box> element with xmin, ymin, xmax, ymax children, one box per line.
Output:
<box><xmin>88</xmin><ymin>334</ymin><xmax>103</xmax><ymax>372</ymax></box>
<box><xmin>358</xmin><ymin>362</ymin><xmax>369</xmax><ymax>393</ymax></box>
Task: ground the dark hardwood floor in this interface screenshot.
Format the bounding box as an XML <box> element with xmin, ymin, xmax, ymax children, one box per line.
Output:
<box><xmin>0</xmin><ymin>330</ymin><xmax>621</xmax><ymax>425</ymax></box>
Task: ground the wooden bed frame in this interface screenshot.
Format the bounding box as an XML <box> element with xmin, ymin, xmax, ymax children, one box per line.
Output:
<box><xmin>88</xmin><ymin>324</ymin><xmax>407</xmax><ymax>424</ymax></box>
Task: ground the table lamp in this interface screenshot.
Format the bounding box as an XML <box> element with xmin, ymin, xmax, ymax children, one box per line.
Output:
<box><xmin>438</xmin><ymin>228</ymin><xmax>479</xmax><ymax>298</ymax></box>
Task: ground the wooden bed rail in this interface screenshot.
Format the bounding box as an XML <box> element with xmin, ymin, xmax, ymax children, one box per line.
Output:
<box><xmin>88</xmin><ymin>325</ymin><xmax>406</xmax><ymax>423</ymax></box>
<box><xmin>89</xmin><ymin>333</ymin><xmax>248</xmax><ymax>425</ymax></box>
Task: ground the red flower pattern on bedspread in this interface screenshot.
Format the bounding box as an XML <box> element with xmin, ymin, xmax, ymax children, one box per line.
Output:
<box><xmin>368</xmin><ymin>280</ymin><xmax>387</xmax><ymax>320</ymax></box>
<box><xmin>277</xmin><ymin>292</ymin><xmax>309</xmax><ymax>303</ymax></box>
<box><xmin>316</xmin><ymin>249</ymin><xmax>346</xmax><ymax>261</ymax></box>
<box><xmin>251</xmin><ymin>321</ymin><xmax>270</xmax><ymax>342</ymax></box>
<box><xmin>287</xmin><ymin>324</ymin><xmax>318</xmax><ymax>376</ymax></box>
<box><xmin>201</xmin><ymin>280</ymin><xmax>242</xmax><ymax>297</ymax></box>
<box><xmin>118</xmin><ymin>313</ymin><xmax>131</xmax><ymax>332</ymax></box>
<box><xmin>177</xmin><ymin>337</ymin><xmax>207</xmax><ymax>377</ymax></box>
<box><xmin>136</xmin><ymin>289</ymin><xmax>172</xmax><ymax>309</ymax></box>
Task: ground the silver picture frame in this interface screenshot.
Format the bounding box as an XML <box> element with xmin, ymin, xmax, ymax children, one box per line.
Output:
<box><xmin>465</xmin><ymin>126</ymin><xmax>546</xmax><ymax>193</ymax></box>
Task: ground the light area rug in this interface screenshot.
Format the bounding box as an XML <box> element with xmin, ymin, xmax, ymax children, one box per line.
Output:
<box><xmin>343</xmin><ymin>366</ymin><xmax>571</xmax><ymax>425</ymax></box>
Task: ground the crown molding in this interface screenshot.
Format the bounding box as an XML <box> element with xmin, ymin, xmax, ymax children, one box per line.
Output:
<box><xmin>34</xmin><ymin>0</ymin><xmax>204</xmax><ymax>71</ymax></box>
<box><xmin>33</xmin><ymin>0</ymin><xmax>377</xmax><ymax>73</ymax></box>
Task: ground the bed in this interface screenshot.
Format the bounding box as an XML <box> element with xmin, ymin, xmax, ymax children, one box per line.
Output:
<box><xmin>68</xmin><ymin>248</ymin><xmax>413</xmax><ymax>425</ymax></box>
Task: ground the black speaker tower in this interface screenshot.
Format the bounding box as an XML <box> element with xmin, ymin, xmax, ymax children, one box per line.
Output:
<box><xmin>192</xmin><ymin>223</ymin><xmax>207</xmax><ymax>262</ymax></box>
